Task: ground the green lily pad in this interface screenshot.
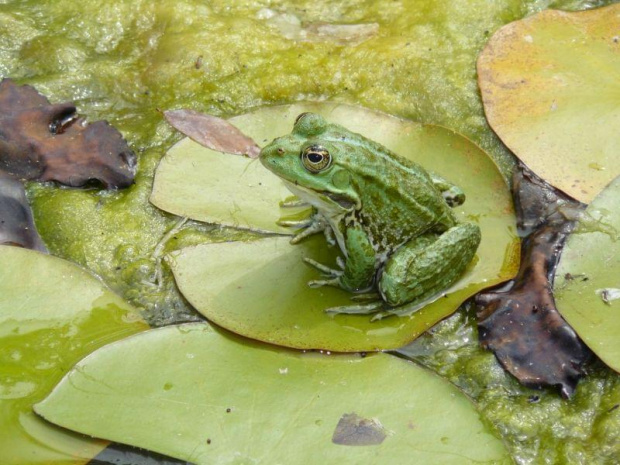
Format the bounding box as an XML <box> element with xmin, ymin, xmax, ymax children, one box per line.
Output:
<box><xmin>0</xmin><ymin>245</ymin><xmax>148</xmax><ymax>465</ymax></box>
<box><xmin>165</xmin><ymin>103</ymin><xmax>519</xmax><ymax>352</ymax></box>
<box><xmin>554</xmin><ymin>175</ymin><xmax>620</xmax><ymax>372</ymax></box>
<box><xmin>150</xmin><ymin>137</ymin><xmax>305</xmax><ymax>234</ymax></box>
<box><xmin>35</xmin><ymin>323</ymin><xmax>510</xmax><ymax>464</ymax></box>
<box><xmin>478</xmin><ymin>4</ymin><xmax>620</xmax><ymax>203</ymax></box>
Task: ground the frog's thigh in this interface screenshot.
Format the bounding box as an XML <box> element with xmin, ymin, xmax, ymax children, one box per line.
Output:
<box><xmin>378</xmin><ymin>222</ymin><xmax>481</xmax><ymax>307</ymax></box>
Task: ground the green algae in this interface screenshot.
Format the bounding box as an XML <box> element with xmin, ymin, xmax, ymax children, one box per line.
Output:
<box><xmin>397</xmin><ymin>305</ymin><xmax>620</xmax><ymax>464</ymax></box>
<box><xmin>1</xmin><ymin>0</ymin><xmax>619</xmax><ymax>463</ymax></box>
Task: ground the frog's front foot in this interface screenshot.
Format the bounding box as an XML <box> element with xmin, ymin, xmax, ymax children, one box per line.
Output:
<box><xmin>304</xmin><ymin>257</ymin><xmax>344</xmax><ymax>288</ymax></box>
<box><xmin>281</xmin><ymin>214</ymin><xmax>335</xmax><ymax>245</ymax></box>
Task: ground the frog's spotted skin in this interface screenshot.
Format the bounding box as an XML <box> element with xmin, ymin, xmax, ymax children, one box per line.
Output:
<box><xmin>260</xmin><ymin>113</ymin><xmax>481</xmax><ymax>314</ymax></box>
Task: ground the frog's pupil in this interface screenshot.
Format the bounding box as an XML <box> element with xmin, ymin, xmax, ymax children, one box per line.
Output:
<box><xmin>308</xmin><ymin>152</ymin><xmax>323</xmax><ymax>163</ymax></box>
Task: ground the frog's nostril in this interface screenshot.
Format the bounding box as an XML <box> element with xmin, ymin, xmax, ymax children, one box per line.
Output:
<box><xmin>277</xmin><ymin>148</ymin><xmax>285</xmax><ymax>155</ymax></box>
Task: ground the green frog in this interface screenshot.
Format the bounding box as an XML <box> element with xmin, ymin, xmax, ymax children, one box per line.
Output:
<box><xmin>259</xmin><ymin>112</ymin><xmax>481</xmax><ymax>315</ymax></box>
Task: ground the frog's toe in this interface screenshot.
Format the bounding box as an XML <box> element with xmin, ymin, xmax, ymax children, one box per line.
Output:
<box><xmin>323</xmin><ymin>226</ymin><xmax>337</xmax><ymax>247</ymax></box>
<box><xmin>303</xmin><ymin>257</ymin><xmax>343</xmax><ymax>277</ymax></box>
<box><xmin>308</xmin><ymin>277</ymin><xmax>341</xmax><ymax>289</ymax></box>
<box><xmin>325</xmin><ymin>301</ymin><xmax>384</xmax><ymax>315</ymax></box>
<box><xmin>279</xmin><ymin>196</ymin><xmax>308</xmax><ymax>208</ymax></box>
<box><xmin>277</xmin><ymin>217</ymin><xmax>314</xmax><ymax>228</ymax></box>
<box><xmin>350</xmin><ymin>291</ymin><xmax>381</xmax><ymax>302</ymax></box>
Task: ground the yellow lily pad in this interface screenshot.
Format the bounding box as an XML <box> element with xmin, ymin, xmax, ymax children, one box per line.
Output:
<box><xmin>478</xmin><ymin>4</ymin><xmax>620</xmax><ymax>203</ymax></box>
<box><xmin>35</xmin><ymin>323</ymin><xmax>511</xmax><ymax>464</ymax></box>
<box><xmin>165</xmin><ymin>103</ymin><xmax>519</xmax><ymax>352</ymax></box>
<box><xmin>0</xmin><ymin>246</ymin><xmax>148</xmax><ymax>465</ymax></box>
<box><xmin>554</xmin><ymin>175</ymin><xmax>620</xmax><ymax>372</ymax></box>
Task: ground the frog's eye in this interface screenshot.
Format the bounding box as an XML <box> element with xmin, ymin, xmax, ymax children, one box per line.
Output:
<box><xmin>301</xmin><ymin>145</ymin><xmax>331</xmax><ymax>173</ymax></box>
<box><xmin>295</xmin><ymin>112</ymin><xmax>310</xmax><ymax>125</ymax></box>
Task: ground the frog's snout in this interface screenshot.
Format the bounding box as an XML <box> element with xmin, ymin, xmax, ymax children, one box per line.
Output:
<box><xmin>258</xmin><ymin>141</ymin><xmax>284</xmax><ymax>173</ymax></box>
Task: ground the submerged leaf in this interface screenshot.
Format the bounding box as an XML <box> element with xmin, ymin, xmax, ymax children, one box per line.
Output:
<box><xmin>163</xmin><ymin>109</ymin><xmax>260</xmax><ymax>158</ymax></box>
<box><xmin>555</xmin><ymin>175</ymin><xmax>620</xmax><ymax>373</ymax></box>
<box><xmin>0</xmin><ymin>246</ymin><xmax>147</xmax><ymax>465</ymax></box>
<box><xmin>476</xmin><ymin>165</ymin><xmax>590</xmax><ymax>398</ymax></box>
<box><xmin>0</xmin><ymin>172</ymin><xmax>47</xmax><ymax>251</ymax></box>
<box><xmin>165</xmin><ymin>103</ymin><xmax>519</xmax><ymax>352</ymax></box>
<box><xmin>477</xmin><ymin>5</ymin><xmax>620</xmax><ymax>203</ymax></box>
<box><xmin>35</xmin><ymin>323</ymin><xmax>511</xmax><ymax>464</ymax></box>
<box><xmin>0</xmin><ymin>79</ymin><xmax>136</xmax><ymax>188</ymax></box>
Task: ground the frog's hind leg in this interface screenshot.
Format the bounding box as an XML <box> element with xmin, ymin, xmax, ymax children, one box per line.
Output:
<box><xmin>378</xmin><ymin>222</ymin><xmax>481</xmax><ymax>307</ymax></box>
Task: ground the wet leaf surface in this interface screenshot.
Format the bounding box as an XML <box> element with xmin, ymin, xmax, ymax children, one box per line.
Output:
<box><xmin>164</xmin><ymin>103</ymin><xmax>519</xmax><ymax>352</ymax></box>
<box><xmin>0</xmin><ymin>79</ymin><xmax>136</xmax><ymax>188</ymax></box>
<box><xmin>35</xmin><ymin>323</ymin><xmax>510</xmax><ymax>465</ymax></box>
<box><xmin>0</xmin><ymin>246</ymin><xmax>148</xmax><ymax>465</ymax></box>
<box><xmin>555</xmin><ymin>175</ymin><xmax>620</xmax><ymax>373</ymax></box>
<box><xmin>477</xmin><ymin>4</ymin><xmax>620</xmax><ymax>203</ymax></box>
<box><xmin>0</xmin><ymin>172</ymin><xmax>47</xmax><ymax>251</ymax></box>
<box><xmin>476</xmin><ymin>165</ymin><xmax>591</xmax><ymax>398</ymax></box>
<box><xmin>163</xmin><ymin>109</ymin><xmax>260</xmax><ymax>158</ymax></box>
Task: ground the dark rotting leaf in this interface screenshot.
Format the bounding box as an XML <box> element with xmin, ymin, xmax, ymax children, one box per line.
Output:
<box><xmin>475</xmin><ymin>164</ymin><xmax>591</xmax><ymax>398</ymax></box>
<box><xmin>331</xmin><ymin>412</ymin><xmax>387</xmax><ymax>446</ymax></box>
<box><xmin>163</xmin><ymin>109</ymin><xmax>261</xmax><ymax>158</ymax></box>
<box><xmin>0</xmin><ymin>79</ymin><xmax>136</xmax><ymax>188</ymax></box>
<box><xmin>0</xmin><ymin>171</ymin><xmax>47</xmax><ymax>252</ymax></box>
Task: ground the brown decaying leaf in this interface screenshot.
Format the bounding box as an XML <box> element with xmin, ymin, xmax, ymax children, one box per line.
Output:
<box><xmin>0</xmin><ymin>171</ymin><xmax>47</xmax><ymax>252</ymax></box>
<box><xmin>0</xmin><ymin>79</ymin><xmax>136</xmax><ymax>188</ymax></box>
<box><xmin>475</xmin><ymin>164</ymin><xmax>591</xmax><ymax>399</ymax></box>
<box><xmin>164</xmin><ymin>109</ymin><xmax>261</xmax><ymax>158</ymax></box>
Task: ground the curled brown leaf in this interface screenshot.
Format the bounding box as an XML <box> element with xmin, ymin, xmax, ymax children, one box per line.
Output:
<box><xmin>0</xmin><ymin>79</ymin><xmax>136</xmax><ymax>189</ymax></box>
<box><xmin>164</xmin><ymin>109</ymin><xmax>261</xmax><ymax>158</ymax></box>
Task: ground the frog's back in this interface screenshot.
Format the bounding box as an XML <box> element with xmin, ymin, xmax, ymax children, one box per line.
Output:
<box><xmin>328</xmin><ymin>125</ymin><xmax>457</xmax><ymax>245</ymax></box>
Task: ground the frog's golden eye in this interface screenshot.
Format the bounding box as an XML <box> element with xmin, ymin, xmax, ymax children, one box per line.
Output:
<box><xmin>301</xmin><ymin>145</ymin><xmax>331</xmax><ymax>173</ymax></box>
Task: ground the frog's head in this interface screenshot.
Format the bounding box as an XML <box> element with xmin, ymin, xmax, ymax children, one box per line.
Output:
<box><xmin>259</xmin><ymin>113</ymin><xmax>361</xmax><ymax>210</ymax></box>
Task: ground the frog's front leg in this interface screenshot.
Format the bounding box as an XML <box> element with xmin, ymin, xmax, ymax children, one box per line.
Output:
<box><xmin>307</xmin><ymin>225</ymin><xmax>376</xmax><ymax>292</ymax></box>
<box><xmin>379</xmin><ymin>222</ymin><xmax>481</xmax><ymax>307</ymax></box>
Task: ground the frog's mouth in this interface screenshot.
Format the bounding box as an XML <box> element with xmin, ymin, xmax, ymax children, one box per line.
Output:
<box><xmin>323</xmin><ymin>192</ymin><xmax>356</xmax><ymax>210</ymax></box>
<box><xmin>283</xmin><ymin>181</ymin><xmax>357</xmax><ymax>212</ymax></box>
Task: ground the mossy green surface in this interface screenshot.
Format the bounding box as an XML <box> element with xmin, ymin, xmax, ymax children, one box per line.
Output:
<box><xmin>1</xmin><ymin>0</ymin><xmax>619</xmax><ymax>463</ymax></box>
